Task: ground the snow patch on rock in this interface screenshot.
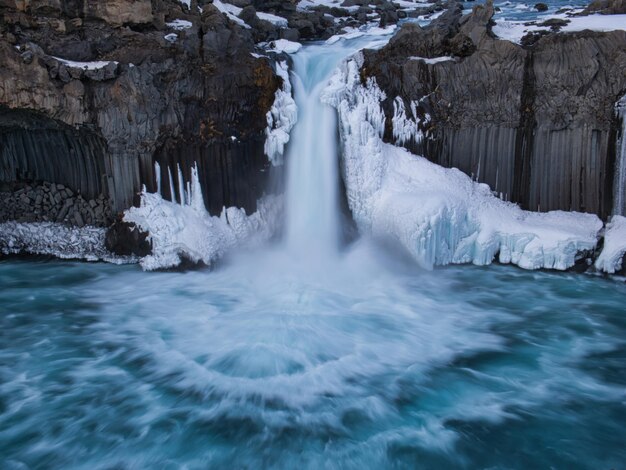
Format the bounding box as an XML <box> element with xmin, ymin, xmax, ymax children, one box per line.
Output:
<box><xmin>52</xmin><ymin>56</ymin><xmax>118</xmax><ymax>70</ymax></box>
<box><xmin>213</xmin><ymin>0</ymin><xmax>250</xmax><ymax>29</ymax></box>
<box><xmin>257</xmin><ymin>12</ymin><xmax>289</xmax><ymax>27</ymax></box>
<box><xmin>409</xmin><ymin>56</ymin><xmax>456</xmax><ymax>64</ymax></box>
<box><xmin>167</xmin><ymin>19</ymin><xmax>193</xmax><ymax>30</ymax></box>
<box><xmin>265</xmin><ymin>39</ymin><xmax>303</xmax><ymax>54</ymax></box>
<box><xmin>323</xmin><ymin>54</ymin><xmax>603</xmax><ymax>271</ymax></box>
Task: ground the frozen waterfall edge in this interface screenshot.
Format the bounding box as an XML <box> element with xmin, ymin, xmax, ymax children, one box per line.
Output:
<box><xmin>323</xmin><ymin>53</ymin><xmax>605</xmax><ymax>272</ymax></box>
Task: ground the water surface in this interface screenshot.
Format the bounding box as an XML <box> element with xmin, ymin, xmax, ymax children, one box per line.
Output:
<box><xmin>1</xmin><ymin>244</ymin><xmax>624</xmax><ymax>469</ymax></box>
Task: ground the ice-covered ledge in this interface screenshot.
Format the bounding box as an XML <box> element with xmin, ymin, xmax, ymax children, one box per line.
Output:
<box><xmin>123</xmin><ymin>166</ymin><xmax>282</xmax><ymax>270</ymax></box>
<box><xmin>0</xmin><ymin>221</ymin><xmax>132</xmax><ymax>263</ymax></box>
<box><xmin>323</xmin><ymin>54</ymin><xmax>604</xmax><ymax>271</ymax></box>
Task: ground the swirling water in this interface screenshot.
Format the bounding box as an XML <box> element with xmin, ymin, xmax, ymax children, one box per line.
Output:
<box><xmin>1</xmin><ymin>246</ymin><xmax>625</xmax><ymax>469</ymax></box>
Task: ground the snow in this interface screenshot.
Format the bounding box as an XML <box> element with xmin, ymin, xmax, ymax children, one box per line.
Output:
<box><xmin>409</xmin><ymin>56</ymin><xmax>456</xmax><ymax>64</ymax></box>
<box><xmin>323</xmin><ymin>53</ymin><xmax>603</xmax><ymax>271</ymax></box>
<box><xmin>265</xmin><ymin>61</ymin><xmax>298</xmax><ymax>166</ymax></box>
<box><xmin>325</xmin><ymin>24</ymin><xmax>396</xmax><ymax>45</ymax></box>
<box><xmin>166</xmin><ymin>19</ymin><xmax>193</xmax><ymax>30</ymax></box>
<box><xmin>298</xmin><ymin>0</ymin><xmax>348</xmax><ymax>11</ymax></box>
<box><xmin>265</xmin><ymin>39</ymin><xmax>302</xmax><ymax>54</ymax></box>
<box><xmin>0</xmin><ymin>221</ymin><xmax>132</xmax><ymax>263</ymax></box>
<box><xmin>124</xmin><ymin>165</ymin><xmax>281</xmax><ymax>270</ymax></box>
<box><xmin>257</xmin><ymin>11</ymin><xmax>289</xmax><ymax>27</ymax></box>
<box><xmin>164</xmin><ymin>33</ymin><xmax>178</xmax><ymax>43</ymax></box>
<box><xmin>493</xmin><ymin>13</ymin><xmax>626</xmax><ymax>44</ymax></box>
<box><xmin>212</xmin><ymin>0</ymin><xmax>250</xmax><ymax>29</ymax></box>
<box><xmin>52</xmin><ymin>57</ymin><xmax>118</xmax><ymax>70</ymax></box>
<box><xmin>595</xmin><ymin>216</ymin><xmax>626</xmax><ymax>274</ymax></box>
<box><xmin>561</xmin><ymin>14</ymin><xmax>626</xmax><ymax>33</ymax></box>
<box><xmin>178</xmin><ymin>0</ymin><xmax>191</xmax><ymax>8</ymax></box>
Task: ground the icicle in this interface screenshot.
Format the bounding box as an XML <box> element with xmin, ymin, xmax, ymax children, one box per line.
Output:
<box><xmin>177</xmin><ymin>164</ymin><xmax>186</xmax><ymax>206</ymax></box>
<box><xmin>614</xmin><ymin>95</ymin><xmax>626</xmax><ymax>216</ymax></box>
<box><xmin>154</xmin><ymin>161</ymin><xmax>162</xmax><ymax>196</ymax></box>
<box><xmin>264</xmin><ymin>61</ymin><xmax>298</xmax><ymax>166</ymax></box>
<box><xmin>392</xmin><ymin>96</ymin><xmax>423</xmax><ymax>146</ymax></box>
<box><xmin>168</xmin><ymin>166</ymin><xmax>176</xmax><ymax>204</ymax></box>
<box><xmin>190</xmin><ymin>164</ymin><xmax>206</xmax><ymax>213</ymax></box>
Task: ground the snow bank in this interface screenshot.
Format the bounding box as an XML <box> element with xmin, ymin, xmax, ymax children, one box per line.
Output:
<box><xmin>0</xmin><ymin>221</ymin><xmax>131</xmax><ymax>263</ymax></box>
<box><xmin>265</xmin><ymin>61</ymin><xmax>298</xmax><ymax>166</ymax></box>
<box><xmin>322</xmin><ymin>54</ymin><xmax>602</xmax><ymax>270</ymax></box>
<box><xmin>493</xmin><ymin>13</ymin><xmax>626</xmax><ymax>44</ymax></box>
<box><xmin>595</xmin><ymin>216</ymin><xmax>626</xmax><ymax>274</ymax></box>
<box><xmin>124</xmin><ymin>165</ymin><xmax>281</xmax><ymax>270</ymax></box>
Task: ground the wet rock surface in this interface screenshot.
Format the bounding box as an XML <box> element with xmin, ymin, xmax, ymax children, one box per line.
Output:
<box><xmin>361</xmin><ymin>0</ymin><xmax>626</xmax><ymax>218</ymax></box>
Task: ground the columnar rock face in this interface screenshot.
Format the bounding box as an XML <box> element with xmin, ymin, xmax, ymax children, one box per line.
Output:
<box><xmin>0</xmin><ymin>0</ymin><xmax>280</xmax><ymax>215</ymax></box>
<box><xmin>361</xmin><ymin>1</ymin><xmax>626</xmax><ymax>218</ymax></box>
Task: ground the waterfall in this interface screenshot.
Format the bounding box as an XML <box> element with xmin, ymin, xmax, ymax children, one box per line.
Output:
<box><xmin>614</xmin><ymin>95</ymin><xmax>626</xmax><ymax>216</ymax></box>
<box><xmin>283</xmin><ymin>36</ymin><xmax>392</xmax><ymax>256</ymax></box>
<box><xmin>284</xmin><ymin>49</ymin><xmax>340</xmax><ymax>255</ymax></box>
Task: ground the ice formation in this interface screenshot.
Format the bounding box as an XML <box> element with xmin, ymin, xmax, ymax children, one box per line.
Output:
<box><xmin>595</xmin><ymin>216</ymin><xmax>626</xmax><ymax>274</ymax></box>
<box><xmin>391</xmin><ymin>97</ymin><xmax>425</xmax><ymax>145</ymax></box>
<box><xmin>322</xmin><ymin>53</ymin><xmax>603</xmax><ymax>270</ymax></box>
<box><xmin>124</xmin><ymin>165</ymin><xmax>282</xmax><ymax>270</ymax></box>
<box><xmin>265</xmin><ymin>61</ymin><xmax>298</xmax><ymax>166</ymax></box>
<box><xmin>0</xmin><ymin>221</ymin><xmax>130</xmax><ymax>263</ymax></box>
<box><xmin>614</xmin><ymin>95</ymin><xmax>626</xmax><ymax>216</ymax></box>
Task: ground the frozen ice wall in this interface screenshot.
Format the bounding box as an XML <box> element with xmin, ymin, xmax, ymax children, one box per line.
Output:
<box><xmin>323</xmin><ymin>53</ymin><xmax>603</xmax><ymax>271</ymax></box>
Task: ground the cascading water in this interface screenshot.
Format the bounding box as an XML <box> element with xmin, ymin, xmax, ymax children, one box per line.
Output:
<box><xmin>284</xmin><ymin>49</ymin><xmax>341</xmax><ymax>255</ymax></box>
<box><xmin>283</xmin><ymin>36</ymin><xmax>392</xmax><ymax>256</ymax></box>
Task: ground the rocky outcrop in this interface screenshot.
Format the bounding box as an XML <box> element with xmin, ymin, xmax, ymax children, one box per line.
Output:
<box><xmin>0</xmin><ymin>0</ymin><xmax>281</xmax><ymax>217</ymax></box>
<box><xmin>581</xmin><ymin>0</ymin><xmax>626</xmax><ymax>15</ymax></box>
<box><xmin>0</xmin><ymin>180</ymin><xmax>113</xmax><ymax>226</ymax></box>
<box><xmin>361</xmin><ymin>1</ymin><xmax>626</xmax><ymax>219</ymax></box>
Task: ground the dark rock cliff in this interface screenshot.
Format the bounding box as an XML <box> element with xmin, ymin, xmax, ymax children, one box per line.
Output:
<box><xmin>0</xmin><ymin>0</ymin><xmax>280</xmax><ymax>216</ymax></box>
<box><xmin>361</xmin><ymin>1</ymin><xmax>626</xmax><ymax>218</ymax></box>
